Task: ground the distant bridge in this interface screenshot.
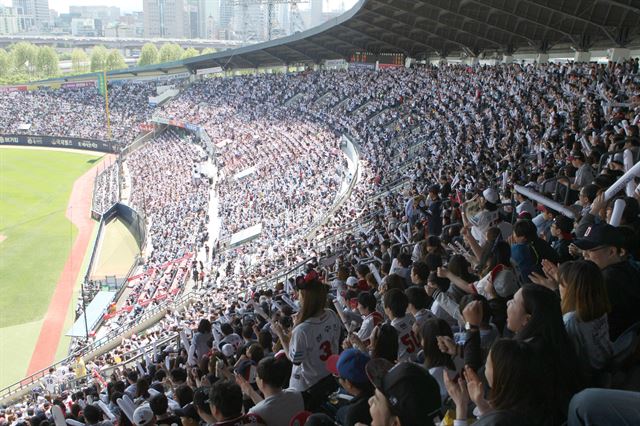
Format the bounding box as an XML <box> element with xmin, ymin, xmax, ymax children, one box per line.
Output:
<box><xmin>0</xmin><ymin>35</ymin><xmax>245</xmax><ymax>51</ymax></box>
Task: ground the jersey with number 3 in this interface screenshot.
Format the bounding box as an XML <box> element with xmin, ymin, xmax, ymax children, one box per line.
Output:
<box><xmin>288</xmin><ymin>309</ymin><xmax>341</xmax><ymax>391</ymax></box>
<box><xmin>392</xmin><ymin>316</ymin><xmax>419</xmax><ymax>362</ymax></box>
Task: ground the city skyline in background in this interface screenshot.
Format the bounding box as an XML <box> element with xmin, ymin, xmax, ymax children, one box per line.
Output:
<box><xmin>0</xmin><ymin>0</ymin><xmax>359</xmax><ymax>43</ymax></box>
<box><xmin>0</xmin><ymin>0</ymin><xmax>357</xmax><ymax>14</ymax></box>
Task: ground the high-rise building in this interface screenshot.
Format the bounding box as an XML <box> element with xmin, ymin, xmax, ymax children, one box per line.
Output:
<box><xmin>186</xmin><ymin>0</ymin><xmax>199</xmax><ymax>38</ymax></box>
<box><xmin>12</xmin><ymin>0</ymin><xmax>49</xmax><ymax>31</ymax></box>
<box><xmin>69</xmin><ymin>6</ymin><xmax>120</xmax><ymax>21</ymax></box>
<box><xmin>197</xmin><ymin>0</ymin><xmax>217</xmax><ymax>39</ymax></box>
<box><xmin>232</xmin><ymin>1</ymin><xmax>265</xmax><ymax>42</ymax></box>
<box><xmin>0</xmin><ymin>6</ymin><xmax>21</xmax><ymax>34</ymax></box>
<box><xmin>218</xmin><ymin>0</ymin><xmax>234</xmax><ymax>37</ymax></box>
<box><xmin>143</xmin><ymin>0</ymin><xmax>188</xmax><ymax>38</ymax></box>
<box><xmin>309</xmin><ymin>0</ymin><xmax>322</xmax><ymax>27</ymax></box>
<box><xmin>70</xmin><ymin>18</ymin><xmax>99</xmax><ymax>36</ymax></box>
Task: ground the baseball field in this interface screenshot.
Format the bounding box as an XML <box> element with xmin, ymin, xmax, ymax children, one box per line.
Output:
<box><xmin>0</xmin><ymin>148</ymin><xmax>102</xmax><ymax>387</ymax></box>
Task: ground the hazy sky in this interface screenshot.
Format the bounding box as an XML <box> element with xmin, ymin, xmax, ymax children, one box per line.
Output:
<box><xmin>0</xmin><ymin>0</ymin><xmax>358</xmax><ymax>14</ymax></box>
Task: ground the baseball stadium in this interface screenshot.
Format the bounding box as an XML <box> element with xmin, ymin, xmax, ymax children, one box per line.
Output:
<box><xmin>1</xmin><ymin>0</ymin><xmax>640</xmax><ymax>425</ymax></box>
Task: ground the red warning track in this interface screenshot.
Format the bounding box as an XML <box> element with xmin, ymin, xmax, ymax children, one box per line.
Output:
<box><xmin>26</xmin><ymin>155</ymin><xmax>114</xmax><ymax>375</ymax></box>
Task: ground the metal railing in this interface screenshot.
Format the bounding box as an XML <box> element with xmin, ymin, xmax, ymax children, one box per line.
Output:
<box><xmin>75</xmin><ymin>333</ymin><xmax>182</xmax><ymax>386</ymax></box>
<box><xmin>0</xmin><ymin>291</ymin><xmax>197</xmax><ymax>405</ymax></box>
<box><xmin>305</xmin><ymin>136</ymin><xmax>361</xmax><ymax>240</ymax></box>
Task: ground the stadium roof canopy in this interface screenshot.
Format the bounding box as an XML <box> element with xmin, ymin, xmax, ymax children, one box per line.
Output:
<box><xmin>28</xmin><ymin>0</ymin><xmax>637</xmax><ymax>83</ymax></box>
<box><xmin>151</xmin><ymin>0</ymin><xmax>640</xmax><ymax>72</ymax></box>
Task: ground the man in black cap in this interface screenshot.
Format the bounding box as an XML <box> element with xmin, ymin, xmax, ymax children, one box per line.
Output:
<box><xmin>574</xmin><ymin>223</ymin><xmax>640</xmax><ymax>339</ymax></box>
<box><xmin>362</xmin><ymin>359</ymin><xmax>441</xmax><ymax>426</ymax></box>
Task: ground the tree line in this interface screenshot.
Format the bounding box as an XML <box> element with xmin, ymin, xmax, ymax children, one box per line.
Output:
<box><xmin>0</xmin><ymin>42</ymin><xmax>217</xmax><ymax>84</ymax></box>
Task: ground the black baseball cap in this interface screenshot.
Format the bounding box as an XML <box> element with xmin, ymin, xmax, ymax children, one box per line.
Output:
<box><xmin>366</xmin><ymin>359</ymin><xmax>441</xmax><ymax>426</ymax></box>
<box><xmin>568</xmin><ymin>150</ymin><xmax>586</xmax><ymax>161</ymax></box>
<box><xmin>174</xmin><ymin>403</ymin><xmax>200</xmax><ymax>421</ymax></box>
<box><xmin>574</xmin><ymin>224</ymin><xmax>624</xmax><ymax>250</ymax></box>
<box><xmin>553</xmin><ymin>215</ymin><xmax>574</xmax><ymax>234</ymax></box>
<box><xmin>193</xmin><ymin>386</ymin><xmax>212</xmax><ymax>414</ymax></box>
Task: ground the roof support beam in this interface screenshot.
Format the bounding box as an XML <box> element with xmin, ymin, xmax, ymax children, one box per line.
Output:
<box><xmin>235</xmin><ymin>55</ymin><xmax>259</xmax><ymax>68</ymax></box>
<box><xmin>518</xmin><ymin>0</ymin><xmax>618</xmax><ymax>45</ymax></box>
<box><xmin>367</xmin><ymin>2</ymin><xmax>502</xmax><ymax>50</ymax></box>
<box><xmin>296</xmin><ymin>39</ymin><xmax>346</xmax><ymax>60</ymax></box>
<box><xmin>596</xmin><ymin>0</ymin><xmax>640</xmax><ymax>16</ymax></box>
<box><xmin>278</xmin><ymin>43</ymin><xmax>322</xmax><ymax>62</ymax></box>
<box><xmin>465</xmin><ymin>0</ymin><xmax>578</xmax><ymax>46</ymax></box>
<box><xmin>298</xmin><ymin>35</ymin><xmax>359</xmax><ymax>59</ymax></box>
<box><xmin>321</xmin><ymin>32</ymin><xmax>377</xmax><ymax>53</ymax></box>
<box><xmin>352</xmin><ymin>18</ymin><xmax>445</xmax><ymax>55</ymax></box>
<box><xmin>412</xmin><ymin>0</ymin><xmax>537</xmax><ymax>46</ymax></box>
<box><xmin>261</xmin><ymin>48</ymin><xmax>295</xmax><ymax>64</ymax></box>
<box><xmin>357</xmin><ymin>21</ymin><xmax>437</xmax><ymax>54</ymax></box>
<box><xmin>341</xmin><ymin>22</ymin><xmax>413</xmax><ymax>54</ymax></box>
<box><xmin>355</xmin><ymin>10</ymin><xmax>466</xmax><ymax>53</ymax></box>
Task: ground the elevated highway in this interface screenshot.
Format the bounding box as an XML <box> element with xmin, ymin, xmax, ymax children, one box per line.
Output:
<box><xmin>0</xmin><ymin>35</ymin><xmax>244</xmax><ymax>51</ymax></box>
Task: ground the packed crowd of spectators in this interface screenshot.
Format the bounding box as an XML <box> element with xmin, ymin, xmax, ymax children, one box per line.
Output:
<box><xmin>0</xmin><ymin>82</ymin><xmax>157</xmax><ymax>142</ymax></box>
<box><xmin>159</xmin><ymin>77</ymin><xmax>349</xmax><ymax>292</ymax></box>
<box><xmin>2</xmin><ymin>58</ymin><xmax>640</xmax><ymax>426</ymax></box>
<box><xmin>98</xmin><ymin>130</ymin><xmax>211</xmax><ymax>329</ymax></box>
<box><xmin>92</xmin><ymin>163</ymin><xmax>120</xmax><ymax>215</ymax></box>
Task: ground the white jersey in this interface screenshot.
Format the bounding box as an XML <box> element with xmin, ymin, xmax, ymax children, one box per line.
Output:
<box><xmin>469</xmin><ymin>210</ymin><xmax>500</xmax><ymax>246</ymax></box>
<box><xmin>288</xmin><ymin>309</ymin><xmax>341</xmax><ymax>391</ymax></box>
<box><xmin>413</xmin><ymin>309</ymin><xmax>435</xmax><ymax>329</ymax></box>
<box><xmin>357</xmin><ymin>311</ymin><xmax>384</xmax><ymax>344</ymax></box>
<box><xmin>391</xmin><ymin>316</ymin><xmax>419</xmax><ymax>362</ymax></box>
<box><xmin>42</xmin><ymin>374</ymin><xmax>58</xmax><ymax>394</ymax></box>
<box><xmin>220</xmin><ymin>333</ymin><xmax>243</xmax><ymax>351</ymax></box>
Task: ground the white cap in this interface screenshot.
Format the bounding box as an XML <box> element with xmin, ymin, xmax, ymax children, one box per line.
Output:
<box><xmin>133</xmin><ymin>405</ymin><xmax>154</xmax><ymax>426</ymax></box>
<box><xmin>346</xmin><ymin>276</ymin><xmax>358</xmax><ymax>287</ymax></box>
<box><xmin>221</xmin><ymin>343</ymin><xmax>235</xmax><ymax>357</ymax></box>
<box><xmin>482</xmin><ymin>188</ymin><xmax>499</xmax><ymax>204</ymax></box>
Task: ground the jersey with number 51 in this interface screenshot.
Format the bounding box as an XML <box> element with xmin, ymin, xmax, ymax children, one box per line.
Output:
<box><xmin>392</xmin><ymin>315</ymin><xmax>419</xmax><ymax>362</ymax></box>
<box><xmin>288</xmin><ymin>309</ymin><xmax>341</xmax><ymax>391</ymax></box>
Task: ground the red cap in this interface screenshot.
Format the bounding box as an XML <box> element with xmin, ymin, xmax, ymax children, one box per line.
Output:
<box><xmin>325</xmin><ymin>354</ymin><xmax>340</xmax><ymax>376</ymax></box>
<box><xmin>289</xmin><ymin>411</ymin><xmax>312</xmax><ymax>426</ymax></box>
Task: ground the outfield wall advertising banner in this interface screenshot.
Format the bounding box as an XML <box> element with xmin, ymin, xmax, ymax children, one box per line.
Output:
<box><xmin>348</xmin><ymin>62</ymin><xmax>376</xmax><ymax>70</ymax></box>
<box><xmin>151</xmin><ymin>116</ymin><xmax>201</xmax><ymax>133</ymax></box>
<box><xmin>0</xmin><ymin>134</ymin><xmax>116</xmax><ymax>153</ymax></box>
<box><xmin>378</xmin><ymin>63</ymin><xmax>404</xmax><ymax>69</ymax></box>
<box><xmin>196</xmin><ymin>66</ymin><xmax>223</xmax><ymax>76</ymax></box>
<box><xmin>0</xmin><ymin>85</ymin><xmax>28</xmax><ymax>92</ymax></box>
<box><xmin>62</xmin><ymin>81</ymin><xmax>96</xmax><ymax>89</ymax></box>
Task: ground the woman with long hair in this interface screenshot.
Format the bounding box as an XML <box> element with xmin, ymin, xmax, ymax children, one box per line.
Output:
<box><xmin>420</xmin><ymin>318</ymin><xmax>457</xmax><ymax>403</ymax></box>
<box><xmin>444</xmin><ymin>339</ymin><xmax>548</xmax><ymax>425</ymax></box>
<box><xmin>558</xmin><ymin>260</ymin><xmax>613</xmax><ymax>383</ymax></box>
<box><xmin>191</xmin><ymin>319</ymin><xmax>213</xmax><ymax>365</ymax></box>
<box><xmin>271</xmin><ymin>273</ymin><xmax>341</xmax><ymax>411</ymax></box>
<box><xmin>439</xmin><ymin>242</ymin><xmax>517</xmax><ymax>296</ymax></box>
<box><xmin>134</xmin><ymin>377</ymin><xmax>150</xmax><ymax>403</ymax></box>
<box><xmin>506</xmin><ymin>284</ymin><xmax>584</xmax><ymax>423</ymax></box>
<box><xmin>369</xmin><ymin>323</ymin><xmax>398</xmax><ymax>363</ymax></box>
<box><xmin>436</xmin><ymin>254</ymin><xmax>479</xmax><ymax>303</ymax></box>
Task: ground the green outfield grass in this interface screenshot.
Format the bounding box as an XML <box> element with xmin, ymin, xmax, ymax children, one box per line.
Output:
<box><xmin>0</xmin><ymin>148</ymin><xmax>100</xmax><ymax>386</ymax></box>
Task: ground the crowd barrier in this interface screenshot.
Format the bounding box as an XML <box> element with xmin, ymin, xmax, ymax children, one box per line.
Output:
<box><xmin>0</xmin><ymin>134</ymin><xmax>117</xmax><ymax>153</ymax></box>
<box><xmin>90</xmin><ymin>159</ymin><xmax>121</xmax><ymax>221</ymax></box>
<box><xmin>306</xmin><ymin>134</ymin><xmax>361</xmax><ymax>240</ymax></box>
<box><xmin>102</xmin><ymin>203</ymin><xmax>147</xmax><ymax>249</ymax></box>
<box><xmin>119</xmin><ymin>127</ymin><xmax>165</xmax><ymax>158</ymax></box>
